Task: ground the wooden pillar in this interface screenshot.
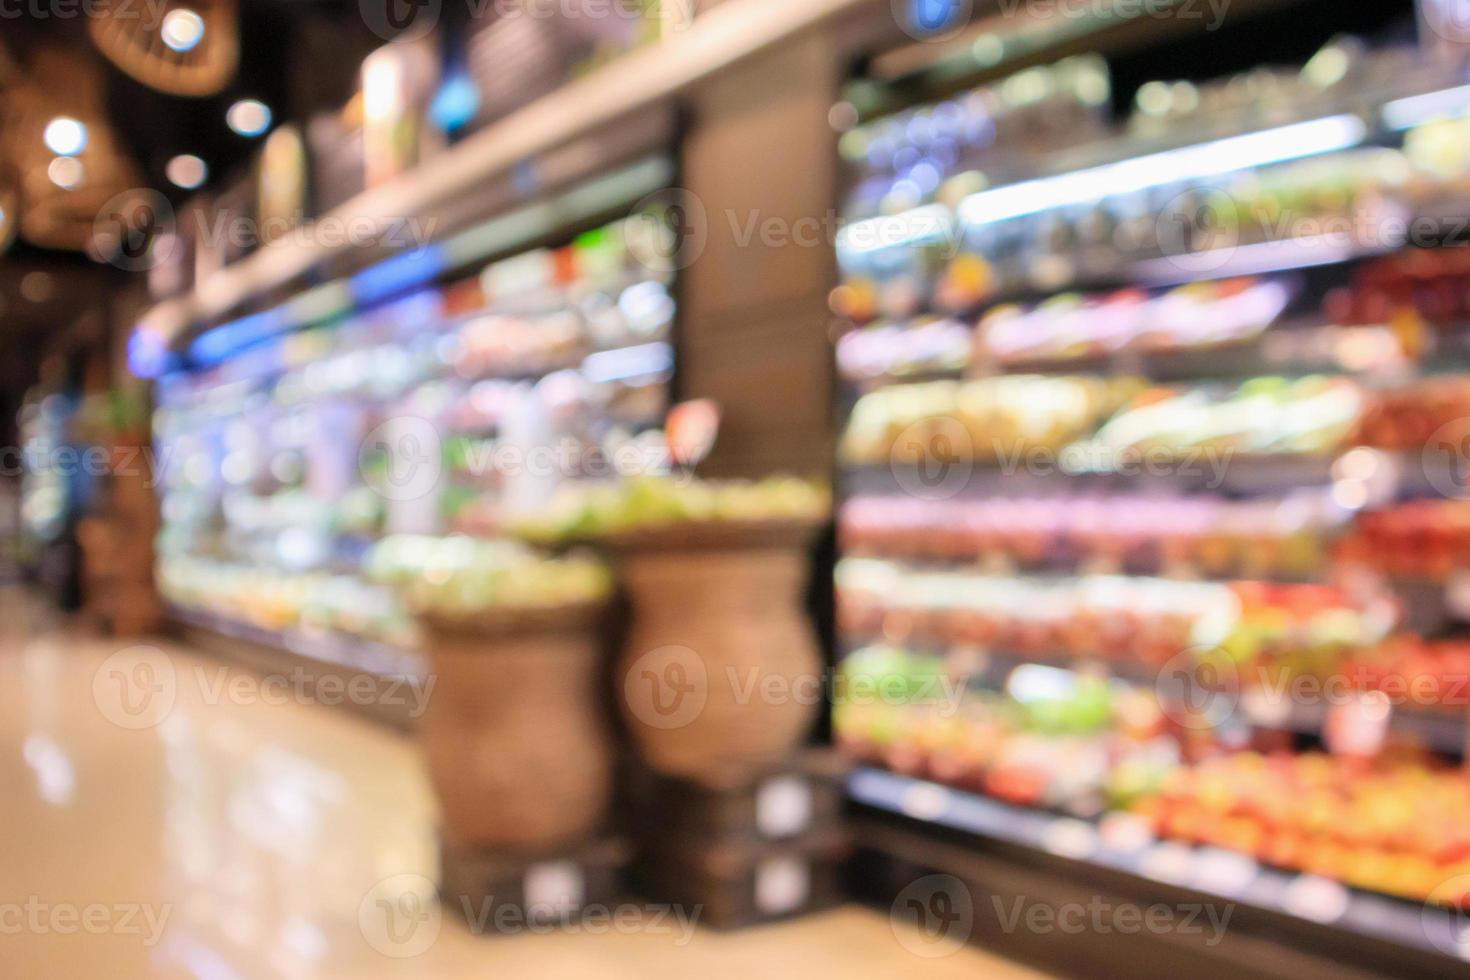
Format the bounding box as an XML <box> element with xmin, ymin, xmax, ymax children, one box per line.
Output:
<box><xmin>678</xmin><ymin>29</ymin><xmax>841</xmax><ymax>478</ymax></box>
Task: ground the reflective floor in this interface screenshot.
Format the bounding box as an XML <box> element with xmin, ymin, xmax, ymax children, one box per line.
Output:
<box><xmin>0</xmin><ymin>590</ymin><xmax>1044</xmax><ymax>979</ymax></box>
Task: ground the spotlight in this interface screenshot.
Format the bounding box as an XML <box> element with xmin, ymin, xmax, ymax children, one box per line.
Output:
<box><xmin>43</xmin><ymin>117</ymin><xmax>87</xmax><ymax>157</ymax></box>
<box><xmin>166</xmin><ymin>154</ymin><xmax>208</xmax><ymax>189</ymax></box>
<box><xmin>226</xmin><ymin>99</ymin><xmax>272</xmax><ymax>137</ymax></box>
<box><xmin>160</xmin><ymin>9</ymin><xmax>205</xmax><ymax>52</ymax></box>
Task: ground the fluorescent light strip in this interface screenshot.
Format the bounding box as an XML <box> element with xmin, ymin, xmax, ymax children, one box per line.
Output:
<box><xmin>1381</xmin><ymin>84</ymin><xmax>1470</xmax><ymax>131</ymax></box>
<box><xmin>836</xmin><ymin>204</ymin><xmax>954</xmax><ymax>256</ymax></box>
<box><xmin>958</xmin><ymin>114</ymin><xmax>1368</xmax><ymax>228</ymax></box>
<box><xmin>581</xmin><ymin>342</ymin><xmax>673</xmax><ymax>384</ymax></box>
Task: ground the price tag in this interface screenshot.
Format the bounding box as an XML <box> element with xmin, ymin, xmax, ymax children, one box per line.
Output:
<box><xmin>1140</xmin><ymin>842</ymin><xmax>1194</xmax><ymax>885</ymax></box>
<box><xmin>1323</xmin><ymin>691</ymin><xmax>1391</xmax><ymax>758</ymax></box>
<box><xmin>525</xmin><ymin>861</ymin><xmax>584</xmax><ymax>918</ymax></box>
<box><xmin>899</xmin><ymin>782</ymin><xmax>950</xmax><ymax>821</ymax></box>
<box><xmin>755</xmin><ymin>857</ymin><xmax>810</xmax><ymax>916</ymax></box>
<box><xmin>756</xmin><ymin>776</ymin><xmax>814</xmax><ymax>839</ymax></box>
<box><xmin>1041</xmin><ymin>819</ymin><xmax>1098</xmax><ymax>860</ymax></box>
<box><xmin>1191</xmin><ymin>847</ymin><xmax>1258</xmax><ymax>896</ymax></box>
<box><xmin>666</xmin><ymin>399</ymin><xmax>721</xmax><ymax>469</ymax></box>
<box><xmin>1448</xmin><ymin>570</ymin><xmax>1470</xmax><ymax>621</ymax></box>
<box><xmin>1281</xmin><ymin>874</ymin><xmax>1349</xmax><ymax>924</ymax></box>
<box><xmin>1098</xmin><ymin>812</ymin><xmax>1155</xmax><ymax>853</ymax></box>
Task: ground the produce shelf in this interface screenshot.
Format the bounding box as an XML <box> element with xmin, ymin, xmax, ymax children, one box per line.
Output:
<box><xmin>847</xmin><ymin>765</ymin><xmax>1470</xmax><ymax>965</ymax></box>
<box><xmin>839</xmin><ymin>637</ymin><xmax>1470</xmax><ymax>755</ymax></box>
<box><xmin>168</xmin><ymin>605</ymin><xmax>426</xmax><ymax>682</ymax></box>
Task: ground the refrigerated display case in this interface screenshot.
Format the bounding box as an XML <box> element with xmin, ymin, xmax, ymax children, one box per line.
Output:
<box><xmin>151</xmin><ymin>158</ymin><xmax>680</xmax><ymax>684</ymax></box>
<box><xmin>832</xmin><ymin>20</ymin><xmax>1470</xmax><ymax>975</ymax></box>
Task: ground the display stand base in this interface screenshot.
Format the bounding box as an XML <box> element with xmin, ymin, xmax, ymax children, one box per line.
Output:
<box><xmin>439</xmin><ymin>835</ymin><xmax>630</xmax><ymax>935</ymax></box>
<box><xmin>633</xmin><ymin>826</ymin><xmax>849</xmax><ymax>930</ymax></box>
<box><xmin>629</xmin><ymin>748</ymin><xmax>851</xmax><ymax>845</ymax></box>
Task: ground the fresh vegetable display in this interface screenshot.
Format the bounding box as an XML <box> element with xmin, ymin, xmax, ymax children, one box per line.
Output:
<box><xmin>840</xmin><ymin>491</ymin><xmax>1344</xmax><ymax>578</ymax></box>
<box><xmin>977</xmin><ymin>277</ymin><xmax>1293</xmax><ymax>366</ymax></box>
<box><xmin>1338</xmin><ymin>500</ymin><xmax>1470</xmax><ymax>580</ymax></box>
<box><xmin>1353</xmin><ymin>375</ymin><xmax>1470</xmax><ymax>450</ymax></box>
<box><xmin>1325</xmin><ymin>248</ymin><xmax>1470</xmax><ymax>328</ymax></box>
<box><xmin>835</xmin><ymin>648</ymin><xmax>1176</xmax><ymax>813</ymax></box>
<box><xmin>1082</xmin><ymin>376</ymin><xmax>1364</xmax><ymax>460</ymax></box>
<box><xmin>836</xmin><ymin>317</ymin><xmax>970</xmax><ymax>382</ymax></box>
<box><xmin>363</xmin><ymin>535</ymin><xmax>611</xmax><ymax>617</ymax></box>
<box><xmin>152</xmin><ymin>210</ymin><xmax>679</xmax><ymax>663</ymax></box>
<box><xmin>510</xmin><ymin>474</ymin><xmax>829</xmax><ymax>543</ymax></box>
<box><xmin>158</xmin><ymin>554</ymin><xmax>416</xmax><ymax>646</ymax></box>
<box><xmin>830</xmin><ymin>32</ymin><xmax>1470</xmax><ymax>932</ymax></box>
<box><xmin>1127</xmin><ymin>752</ymin><xmax>1470</xmax><ymax>906</ymax></box>
<box><xmin>836</xmin><ymin>559</ymin><xmax>1392</xmax><ymax>668</ymax></box>
<box><xmin>841</xmin><ymin>375</ymin><xmax>1140</xmax><ymax>466</ymax></box>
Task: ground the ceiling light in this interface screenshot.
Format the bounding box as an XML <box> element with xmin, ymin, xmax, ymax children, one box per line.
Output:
<box><xmin>166</xmin><ymin>154</ymin><xmax>208</xmax><ymax>189</ymax></box>
<box><xmin>47</xmin><ymin>157</ymin><xmax>84</xmax><ymax>189</ymax></box>
<box><xmin>160</xmin><ymin>9</ymin><xmax>205</xmax><ymax>52</ymax></box>
<box><xmin>226</xmin><ymin>99</ymin><xmax>271</xmax><ymax>137</ymax></box>
<box><xmin>43</xmin><ymin>117</ymin><xmax>87</xmax><ymax>157</ymax></box>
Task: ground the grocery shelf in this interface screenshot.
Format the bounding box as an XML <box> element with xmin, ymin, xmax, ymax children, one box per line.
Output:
<box><xmin>847</xmin><ymin>765</ymin><xmax>1470</xmax><ymax>965</ymax></box>
<box><xmin>841</xmin><ymin>453</ymin><xmax>1340</xmax><ymax>498</ymax></box>
<box><xmin>835</xmin><ymin>548</ymin><xmax>1329</xmax><ymax>584</ymax></box>
<box><xmin>1130</xmin><ymin>235</ymin><xmax>1402</xmax><ymax>288</ymax></box>
<box><xmin>839</xmin><ymin>636</ymin><xmax>1470</xmax><ymax>755</ymax></box>
<box><xmin>169</xmin><ymin>605</ymin><xmax>426</xmax><ymax>681</ymax></box>
<box><xmin>136</xmin><ymin>0</ymin><xmax>872</xmax><ymax>343</ymax></box>
<box><xmin>846</xmin><ymin>447</ymin><xmax>1470</xmax><ymax>501</ymax></box>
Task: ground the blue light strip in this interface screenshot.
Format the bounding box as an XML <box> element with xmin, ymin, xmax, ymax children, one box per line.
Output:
<box><xmin>187</xmin><ymin>308</ymin><xmax>289</xmax><ymax>366</ymax></box>
<box><xmin>349</xmin><ymin>244</ymin><xmax>448</xmax><ymax>307</ymax></box>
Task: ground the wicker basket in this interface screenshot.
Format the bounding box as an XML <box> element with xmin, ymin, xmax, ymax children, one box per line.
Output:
<box><xmin>611</xmin><ymin>520</ymin><xmax>822</xmax><ymax>789</ymax></box>
<box><xmin>419</xmin><ymin>602</ymin><xmax>613</xmax><ymax>854</ymax></box>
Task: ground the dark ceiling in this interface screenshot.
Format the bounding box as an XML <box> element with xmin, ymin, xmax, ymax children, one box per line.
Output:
<box><xmin>0</xmin><ymin>1</ymin><xmax>381</xmax><ymax>396</ymax></box>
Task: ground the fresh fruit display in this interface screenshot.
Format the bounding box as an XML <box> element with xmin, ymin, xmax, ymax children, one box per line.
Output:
<box><xmin>836</xmin><ymin>559</ymin><xmax>1393</xmax><ymax>669</ymax></box>
<box><xmin>1127</xmin><ymin>752</ymin><xmax>1470</xmax><ymax>905</ymax></box>
<box><xmin>1339</xmin><ymin>636</ymin><xmax>1470</xmax><ymax>709</ymax></box>
<box><xmin>1324</xmin><ymin>248</ymin><xmax>1470</xmax><ymax>327</ymax></box>
<box><xmin>157</xmin><ymin>554</ymin><xmax>416</xmax><ymax>647</ymax></box>
<box><xmin>1338</xmin><ymin>500</ymin><xmax>1470</xmax><ymax>580</ymax></box>
<box><xmin>363</xmin><ymin>535</ymin><xmax>611</xmax><ymax>617</ymax></box>
<box><xmin>827</xmin><ymin>33</ymin><xmax>1470</xmax><ymax>943</ymax></box>
<box><xmin>840</xmin><ymin>491</ymin><xmax>1344</xmax><ymax>578</ymax></box>
<box><xmin>835</xmin><ymin>649</ymin><xmax>1176</xmax><ymax>813</ymax></box>
<box><xmin>1083</xmin><ymin>376</ymin><xmax>1363</xmax><ymax>459</ymax></box>
<box><xmin>448</xmin><ymin>311</ymin><xmax>587</xmax><ymax>378</ymax></box>
<box><xmin>1353</xmin><ymin>375</ymin><xmax>1470</xmax><ymax>450</ymax></box>
<box><xmin>510</xmin><ymin>474</ymin><xmax>829</xmax><ymax>543</ymax></box>
<box><xmin>836</xmin><ymin>317</ymin><xmax>970</xmax><ymax>382</ymax></box>
<box><xmin>151</xmin><ymin>209</ymin><xmax>680</xmax><ymax>667</ymax></box>
<box><xmin>977</xmin><ymin>278</ymin><xmax>1292</xmax><ymax>366</ymax></box>
<box><xmin>841</xmin><ymin>375</ymin><xmax>1140</xmax><ymax>465</ymax></box>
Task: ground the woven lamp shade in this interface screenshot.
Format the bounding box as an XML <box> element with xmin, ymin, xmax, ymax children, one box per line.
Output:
<box><xmin>89</xmin><ymin>0</ymin><xmax>239</xmax><ymax>96</ymax></box>
<box><xmin>0</xmin><ymin>49</ymin><xmax>144</xmax><ymax>253</ymax></box>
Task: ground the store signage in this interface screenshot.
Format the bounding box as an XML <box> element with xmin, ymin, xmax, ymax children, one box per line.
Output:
<box><xmin>666</xmin><ymin>399</ymin><xmax>720</xmax><ymax>470</ymax></box>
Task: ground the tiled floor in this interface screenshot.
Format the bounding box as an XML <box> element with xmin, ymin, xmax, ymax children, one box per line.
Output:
<box><xmin>0</xmin><ymin>589</ymin><xmax>1048</xmax><ymax>978</ymax></box>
